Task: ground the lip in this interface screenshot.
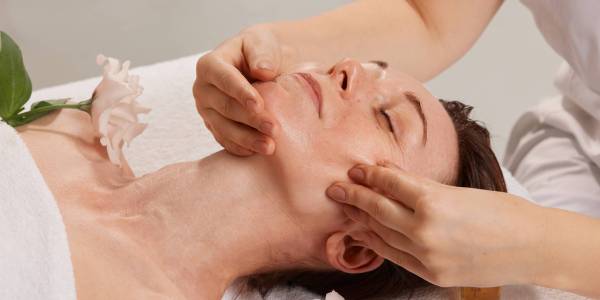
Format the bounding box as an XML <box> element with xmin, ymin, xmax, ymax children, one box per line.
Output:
<box><xmin>295</xmin><ymin>73</ymin><xmax>322</xmax><ymax>116</ymax></box>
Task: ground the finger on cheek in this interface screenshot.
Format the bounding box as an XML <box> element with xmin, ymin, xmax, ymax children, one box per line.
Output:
<box><xmin>326</xmin><ymin>185</ymin><xmax>347</xmax><ymax>203</ymax></box>
<box><xmin>341</xmin><ymin>204</ymin><xmax>363</xmax><ymax>222</ymax></box>
<box><xmin>348</xmin><ymin>166</ymin><xmax>366</xmax><ymax>182</ymax></box>
<box><xmin>253</xmin><ymin>113</ymin><xmax>279</xmax><ymax>137</ymax></box>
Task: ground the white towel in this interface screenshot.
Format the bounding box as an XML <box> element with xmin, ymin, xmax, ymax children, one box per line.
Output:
<box><xmin>0</xmin><ymin>122</ymin><xmax>76</xmax><ymax>300</ymax></box>
<box><xmin>28</xmin><ymin>53</ymin><xmax>221</xmax><ymax>177</ymax></box>
<box><xmin>20</xmin><ymin>53</ymin><xmax>587</xmax><ymax>299</ymax></box>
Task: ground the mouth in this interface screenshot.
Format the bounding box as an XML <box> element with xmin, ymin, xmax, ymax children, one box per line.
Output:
<box><xmin>294</xmin><ymin>73</ymin><xmax>322</xmax><ymax>116</ymax></box>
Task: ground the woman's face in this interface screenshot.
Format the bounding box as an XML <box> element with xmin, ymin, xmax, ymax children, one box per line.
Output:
<box><xmin>252</xmin><ymin>58</ymin><xmax>458</xmax><ymax>229</ymax></box>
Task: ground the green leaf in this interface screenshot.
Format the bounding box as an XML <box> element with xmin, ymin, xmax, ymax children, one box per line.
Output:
<box><xmin>5</xmin><ymin>109</ymin><xmax>55</xmax><ymax>127</ymax></box>
<box><xmin>0</xmin><ymin>31</ymin><xmax>32</xmax><ymax>120</ymax></box>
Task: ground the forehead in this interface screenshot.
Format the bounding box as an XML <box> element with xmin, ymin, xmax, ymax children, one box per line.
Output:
<box><xmin>378</xmin><ymin>70</ymin><xmax>459</xmax><ymax>184</ymax></box>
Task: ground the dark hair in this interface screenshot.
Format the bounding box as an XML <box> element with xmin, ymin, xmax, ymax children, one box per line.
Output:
<box><xmin>441</xmin><ymin>100</ymin><xmax>506</xmax><ymax>192</ymax></box>
<box><xmin>242</xmin><ymin>99</ymin><xmax>507</xmax><ymax>299</ymax></box>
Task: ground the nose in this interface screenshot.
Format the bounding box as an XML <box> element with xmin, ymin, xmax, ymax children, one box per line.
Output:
<box><xmin>330</xmin><ymin>59</ymin><xmax>365</xmax><ymax>101</ymax></box>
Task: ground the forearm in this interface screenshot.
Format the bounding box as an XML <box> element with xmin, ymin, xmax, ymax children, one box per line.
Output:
<box><xmin>266</xmin><ymin>0</ymin><xmax>502</xmax><ymax>81</ymax></box>
<box><xmin>534</xmin><ymin>207</ymin><xmax>600</xmax><ymax>298</ymax></box>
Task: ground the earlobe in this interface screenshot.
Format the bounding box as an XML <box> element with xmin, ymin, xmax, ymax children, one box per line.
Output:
<box><xmin>325</xmin><ymin>232</ymin><xmax>385</xmax><ymax>274</ymax></box>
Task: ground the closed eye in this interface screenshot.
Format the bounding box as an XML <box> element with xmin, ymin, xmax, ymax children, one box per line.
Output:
<box><xmin>380</xmin><ymin>109</ymin><xmax>394</xmax><ymax>133</ymax></box>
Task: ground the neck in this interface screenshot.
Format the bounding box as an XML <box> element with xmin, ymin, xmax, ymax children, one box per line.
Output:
<box><xmin>112</xmin><ymin>151</ymin><xmax>318</xmax><ymax>299</ymax></box>
<box><xmin>17</xmin><ymin>110</ymin><xmax>324</xmax><ymax>299</ymax></box>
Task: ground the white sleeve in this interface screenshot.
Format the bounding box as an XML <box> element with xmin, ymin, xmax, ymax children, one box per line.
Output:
<box><xmin>505</xmin><ymin>124</ymin><xmax>600</xmax><ymax>218</ymax></box>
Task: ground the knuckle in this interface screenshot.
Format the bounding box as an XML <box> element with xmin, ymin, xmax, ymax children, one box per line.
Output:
<box><xmin>192</xmin><ymin>80</ymin><xmax>202</xmax><ymax>99</ymax></box>
<box><xmin>216</xmin><ymin>68</ymin><xmax>232</xmax><ymax>86</ymax></box>
<box><xmin>248</xmin><ymin>114</ymin><xmax>264</xmax><ymax>127</ymax></box>
<box><xmin>365</xmin><ymin>216</ymin><xmax>380</xmax><ymax>231</ymax></box>
<box><xmin>378</xmin><ymin>171</ymin><xmax>399</xmax><ymax>192</ymax></box>
<box><xmin>241</xmin><ymin>133</ymin><xmax>259</xmax><ymax>148</ymax></box>
<box><xmin>203</xmin><ymin>120</ymin><xmax>214</xmax><ymax>132</ymax></box>
<box><xmin>429</xmin><ymin>269</ymin><xmax>453</xmax><ymax>287</ymax></box>
<box><xmin>234</xmin><ymin>145</ymin><xmax>252</xmax><ymax>156</ymax></box>
<box><xmin>218</xmin><ymin>98</ymin><xmax>234</xmax><ymax>116</ymax></box>
<box><xmin>195</xmin><ymin>98</ymin><xmax>208</xmax><ymax>116</ymax></box>
<box><xmin>428</xmin><ymin>271</ymin><xmax>444</xmax><ymax>287</ymax></box>
<box><xmin>344</xmin><ymin>185</ymin><xmax>359</xmax><ymax>204</ymax></box>
<box><xmin>212</xmin><ymin>133</ymin><xmax>226</xmax><ymax>144</ymax></box>
<box><xmin>416</xmin><ymin>194</ymin><xmax>440</xmax><ymax>216</ymax></box>
<box><xmin>224</xmin><ymin>141</ymin><xmax>246</xmax><ymax>155</ymax></box>
<box><xmin>390</xmin><ymin>252</ymin><xmax>407</xmax><ymax>266</ymax></box>
<box><xmin>411</xmin><ymin>224</ymin><xmax>434</xmax><ymax>246</ymax></box>
<box><xmin>416</xmin><ymin>241</ymin><xmax>435</xmax><ymax>262</ymax></box>
<box><xmin>196</xmin><ymin>53</ymin><xmax>214</xmax><ymax>78</ymax></box>
<box><xmin>195</xmin><ymin>98</ymin><xmax>204</xmax><ymax>114</ymax></box>
<box><xmin>369</xmin><ymin>197</ymin><xmax>387</xmax><ymax>218</ymax></box>
<box><xmin>193</xmin><ymin>81</ymin><xmax>209</xmax><ymax>106</ymax></box>
<box><xmin>214</xmin><ymin>137</ymin><xmax>229</xmax><ymax>150</ymax></box>
<box><xmin>198</xmin><ymin>107</ymin><xmax>209</xmax><ymax>118</ymax></box>
<box><xmin>418</xmin><ymin>249</ymin><xmax>433</xmax><ymax>267</ymax></box>
<box><xmin>420</xmin><ymin>254</ymin><xmax>456</xmax><ymax>287</ymax></box>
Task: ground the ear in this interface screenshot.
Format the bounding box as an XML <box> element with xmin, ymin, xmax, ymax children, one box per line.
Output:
<box><xmin>325</xmin><ymin>232</ymin><xmax>384</xmax><ymax>274</ymax></box>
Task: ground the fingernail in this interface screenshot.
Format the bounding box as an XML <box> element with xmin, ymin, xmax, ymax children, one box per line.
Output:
<box><xmin>246</xmin><ymin>99</ymin><xmax>259</xmax><ymax>113</ymax></box>
<box><xmin>256</xmin><ymin>61</ymin><xmax>273</xmax><ymax>71</ymax></box>
<box><xmin>259</xmin><ymin>121</ymin><xmax>273</xmax><ymax>135</ymax></box>
<box><xmin>253</xmin><ymin>139</ymin><xmax>269</xmax><ymax>154</ymax></box>
<box><xmin>326</xmin><ymin>185</ymin><xmax>346</xmax><ymax>202</ymax></box>
<box><xmin>348</xmin><ymin>167</ymin><xmax>365</xmax><ymax>181</ymax></box>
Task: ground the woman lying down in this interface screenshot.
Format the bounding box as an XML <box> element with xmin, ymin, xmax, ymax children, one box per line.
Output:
<box><xmin>15</xmin><ymin>57</ymin><xmax>506</xmax><ymax>300</ymax></box>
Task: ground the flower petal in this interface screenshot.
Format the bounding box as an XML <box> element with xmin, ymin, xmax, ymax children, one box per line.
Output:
<box><xmin>90</xmin><ymin>55</ymin><xmax>151</xmax><ymax>170</ymax></box>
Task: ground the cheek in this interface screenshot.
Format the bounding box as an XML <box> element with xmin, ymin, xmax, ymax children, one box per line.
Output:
<box><xmin>313</xmin><ymin>115</ymin><xmax>386</xmax><ymax>168</ymax></box>
<box><xmin>255</xmin><ymin>81</ymin><xmax>317</xmax><ymax>150</ymax></box>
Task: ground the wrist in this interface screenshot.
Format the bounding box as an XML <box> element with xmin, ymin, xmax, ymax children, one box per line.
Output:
<box><xmin>522</xmin><ymin>205</ymin><xmax>557</xmax><ymax>286</ymax></box>
<box><xmin>495</xmin><ymin>200</ymin><xmax>550</xmax><ymax>286</ymax></box>
<box><xmin>495</xmin><ymin>196</ymin><xmax>555</xmax><ymax>287</ymax></box>
<box><xmin>528</xmin><ymin>207</ymin><xmax>575</xmax><ymax>289</ymax></box>
<box><xmin>519</xmin><ymin>206</ymin><xmax>600</xmax><ymax>298</ymax></box>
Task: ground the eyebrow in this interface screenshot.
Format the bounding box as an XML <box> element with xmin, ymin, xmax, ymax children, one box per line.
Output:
<box><xmin>404</xmin><ymin>92</ymin><xmax>428</xmax><ymax>145</ymax></box>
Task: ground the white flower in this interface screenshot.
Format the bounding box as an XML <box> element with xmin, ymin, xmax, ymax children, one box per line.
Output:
<box><xmin>91</xmin><ymin>54</ymin><xmax>150</xmax><ymax>169</ymax></box>
<box><xmin>313</xmin><ymin>290</ymin><xmax>344</xmax><ymax>300</ymax></box>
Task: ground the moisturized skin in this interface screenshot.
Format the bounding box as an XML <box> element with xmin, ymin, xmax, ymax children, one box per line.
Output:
<box><xmin>259</xmin><ymin>59</ymin><xmax>458</xmax><ymax>188</ymax></box>
<box><xmin>17</xmin><ymin>59</ymin><xmax>458</xmax><ymax>300</ymax></box>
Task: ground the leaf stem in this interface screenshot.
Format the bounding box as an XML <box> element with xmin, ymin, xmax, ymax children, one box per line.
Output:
<box><xmin>2</xmin><ymin>98</ymin><xmax>93</xmax><ymax>127</ymax></box>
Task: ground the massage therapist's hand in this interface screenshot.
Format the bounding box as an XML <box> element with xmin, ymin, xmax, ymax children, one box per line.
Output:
<box><xmin>326</xmin><ymin>163</ymin><xmax>550</xmax><ymax>288</ymax></box>
<box><xmin>194</xmin><ymin>25</ymin><xmax>289</xmax><ymax>156</ymax></box>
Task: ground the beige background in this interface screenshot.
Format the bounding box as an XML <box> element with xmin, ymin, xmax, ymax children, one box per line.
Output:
<box><xmin>0</xmin><ymin>0</ymin><xmax>562</xmax><ymax>156</ymax></box>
